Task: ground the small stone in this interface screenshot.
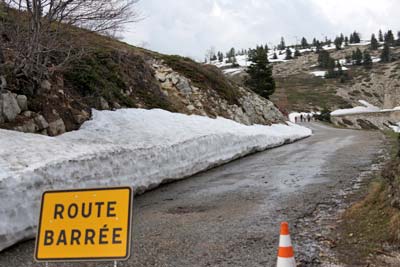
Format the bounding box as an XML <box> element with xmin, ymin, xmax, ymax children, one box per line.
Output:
<box><xmin>16</xmin><ymin>95</ymin><xmax>28</xmax><ymax>111</ymax></box>
<box><xmin>99</xmin><ymin>97</ymin><xmax>110</xmax><ymax>110</ymax></box>
<box><xmin>34</xmin><ymin>115</ymin><xmax>49</xmax><ymax>130</ymax></box>
<box><xmin>187</xmin><ymin>105</ymin><xmax>195</xmax><ymax>111</ymax></box>
<box><xmin>40</xmin><ymin>80</ymin><xmax>52</xmax><ymax>91</ymax></box>
<box><xmin>22</xmin><ymin>111</ymin><xmax>33</xmax><ymax>117</ymax></box>
<box><xmin>48</xmin><ymin>118</ymin><xmax>66</xmax><ymax>136</ymax></box>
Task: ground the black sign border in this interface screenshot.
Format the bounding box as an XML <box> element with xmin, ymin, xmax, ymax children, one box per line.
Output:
<box><xmin>34</xmin><ymin>186</ymin><xmax>133</xmax><ymax>262</ymax></box>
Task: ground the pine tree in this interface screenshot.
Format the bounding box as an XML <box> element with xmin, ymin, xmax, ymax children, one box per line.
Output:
<box><xmin>227</xmin><ymin>48</ymin><xmax>236</xmax><ymax>63</ymax></box>
<box><xmin>245</xmin><ymin>46</ymin><xmax>276</xmax><ymax>99</ymax></box>
<box><xmin>315</xmin><ymin>41</ymin><xmax>322</xmax><ymax>53</ymax></box>
<box><xmin>294</xmin><ymin>48</ymin><xmax>301</xmax><ymax>57</ymax></box>
<box><xmin>349</xmin><ymin>33</ymin><xmax>354</xmax><ymax>44</ymax></box>
<box><xmin>278</xmin><ymin>37</ymin><xmax>286</xmax><ymax>50</ymax></box>
<box><xmin>312</xmin><ymin>38</ymin><xmax>317</xmax><ymax>47</ymax></box>
<box><xmin>344</xmin><ymin>36</ymin><xmax>349</xmax><ymax>46</ymax></box>
<box><xmin>264</xmin><ymin>44</ymin><xmax>269</xmax><ymax>54</ymax></box>
<box><xmin>385</xmin><ymin>30</ymin><xmax>395</xmax><ymax>45</ymax></box>
<box><xmin>378</xmin><ymin>29</ymin><xmax>384</xmax><ymax>42</ymax></box>
<box><xmin>363</xmin><ymin>50</ymin><xmax>373</xmax><ymax>69</ymax></box>
<box><xmin>285</xmin><ymin>48</ymin><xmax>293</xmax><ymax>60</ymax></box>
<box><xmin>336</xmin><ymin>61</ymin><xmax>343</xmax><ymax>76</ymax></box>
<box><xmin>354</xmin><ymin>48</ymin><xmax>363</xmax><ymax>65</ymax></box>
<box><xmin>397</xmin><ymin>32</ymin><xmax>400</xmax><ymax>46</ymax></box>
<box><xmin>218</xmin><ymin>51</ymin><xmax>224</xmax><ymax>62</ymax></box>
<box><xmin>334</xmin><ymin>36</ymin><xmax>343</xmax><ymax>50</ymax></box>
<box><xmin>318</xmin><ymin>50</ymin><xmax>332</xmax><ymax>68</ymax></box>
<box><xmin>325</xmin><ymin>58</ymin><xmax>336</xmax><ymax>78</ymax></box>
<box><xmin>301</xmin><ymin>37</ymin><xmax>309</xmax><ymax>49</ymax></box>
<box><xmin>340</xmin><ymin>33</ymin><xmax>344</xmax><ymax>42</ymax></box>
<box><xmin>370</xmin><ymin>34</ymin><xmax>379</xmax><ymax>50</ymax></box>
<box><xmin>272</xmin><ymin>52</ymin><xmax>278</xmax><ymax>60</ymax></box>
<box><xmin>381</xmin><ymin>42</ymin><xmax>391</xmax><ymax>62</ymax></box>
<box><xmin>353</xmin><ymin>31</ymin><xmax>361</xmax><ymax>43</ymax></box>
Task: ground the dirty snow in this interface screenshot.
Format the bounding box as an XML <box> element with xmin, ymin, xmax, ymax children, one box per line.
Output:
<box><xmin>331</xmin><ymin>100</ymin><xmax>380</xmax><ymax>116</ymax></box>
<box><xmin>0</xmin><ymin>108</ymin><xmax>312</xmax><ymax>251</ymax></box>
<box><xmin>311</xmin><ymin>71</ymin><xmax>327</xmax><ymax>77</ymax></box>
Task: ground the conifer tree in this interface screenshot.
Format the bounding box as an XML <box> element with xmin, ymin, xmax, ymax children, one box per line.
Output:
<box><xmin>272</xmin><ymin>52</ymin><xmax>278</xmax><ymax>60</ymax></box>
<box><xmin>325</xmin><ymin>58</ymin><xmax>336</xmax><ymax>78</ymax></box>
<box><xmin>218</xmin><ymin>51</ymin><xmax>224</xmax><ymax>62</ymax></box>
<box><xmin>279</xmin><ymin>37</ymin><xmax>286</xmax><ymax>50</ymax></box>
<box><xmin>312</xmin><ymin>38</ymin><xmax>317</xmax><ymax>47</ymax></box>
<box><xmin>315</xmin><ymin>41</ymin><xmax>322</xmax><ymax>53</ymax></box>
<box><xmin>301</xmin><ymin>37</ymin><xmax>309</xmax><ymax>49</ymax></box>
<box><xmin>334</xmin><ymin>36</ymin><xmax>343</xmax><ymax>50</ymax></box>
<box><xmin>378</xmin><ymin>29</ymin><xmax>384</xmax><ymax>42</ymax></box>
<box><xmin>385</xmin><ymin>30</ymin><xmax>395</xmax><ymax>45</ymax></box>
<box><xmin>344</xmin><ymin>36</ymin><xmax>349</xmax><ymax>46</ymax></box>
<box><xmin>354</xmin><ymin>48</ymin><xmax>363</xmax><ymax>65</ymax></box>
<box><xmin>397</xmin><ymin>32</ymin><xmax>400</xmax><ymax>46</ymax></box>
<box><xmin>381</xmin><ymin>42</ymin><xmax>391</xmax><ymax>62</ymax></box>
<box><xmin>363</xmin><ymin>50</ymin><xmax>373</xmax><ymax>69</ymax></box>
<box><xmin>318</xmin><ymin>50</ymin><xmax>332</xmax><ymax>68</ymax></box>
<box><xmin>285</xmin><ymin>48</ymin><xmax>293</xmax><ymax>60</ymax></box>
<box><xmin>370</xmin><ymin>34</ymin><xmax>379</xmax><ymax>50</ymax></box>
<box><xmin>294</xmin><ymin>48</ymin><xmax>301</xmax><ymax>57</ymax></box>
<box><xmin>353</xmin><ymin>31</ymin><xmax>361</xmax><ymax>43</ymax></box>
<box><xmin>245</xmin><ymin>47</ymin><xmax>275</xmax><ymax>99</ymax></box>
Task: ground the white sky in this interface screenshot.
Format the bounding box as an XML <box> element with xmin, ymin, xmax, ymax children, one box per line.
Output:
<box><xmin>123</xmin><ymin>0</ymin><xmax>400</xmax><ymax>60</ymax></box>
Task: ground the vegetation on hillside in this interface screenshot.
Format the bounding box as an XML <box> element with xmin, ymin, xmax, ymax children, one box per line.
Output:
<box><xmin>245</xmin><ymin>46</ymin><xmax>275</xmax><ymax>99</ymax></box>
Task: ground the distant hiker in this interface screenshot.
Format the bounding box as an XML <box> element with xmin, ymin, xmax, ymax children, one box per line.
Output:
<box><xmin>307</xmin><ymin>114</ymin><xmax>311</xmax><ymax>122</ymax></box>
<box><xmin>300</xmin><ymin>114</ymin><xmax>304</xmax><ymax>122</ymax></box>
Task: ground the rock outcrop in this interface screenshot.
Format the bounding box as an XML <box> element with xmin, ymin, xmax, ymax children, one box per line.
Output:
<box><xmin>153</xmin><ymin>61</ymin><xmax>285</xmax><ymax>125</ymax></box>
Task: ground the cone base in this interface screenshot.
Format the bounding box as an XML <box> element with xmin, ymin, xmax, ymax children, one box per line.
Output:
<box><xmin>277</xmin><ymin>256</ymin><xmax>296</xmax><ymax>267</ymax></box>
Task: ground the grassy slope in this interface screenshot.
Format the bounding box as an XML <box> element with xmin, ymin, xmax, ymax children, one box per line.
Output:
<box><xmin>334</xmin><ymin>131</ymin><xmax>400</xmax><ymax>265</ymax></box>
<box><xmin>270</xmin><ymin>46</ymin><xmax>400</xmax><ymax>113</ymax></box>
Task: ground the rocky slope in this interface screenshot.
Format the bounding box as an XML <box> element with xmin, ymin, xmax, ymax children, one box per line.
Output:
<box><xmin>0</xmin><ymin>35</ymin><xmax>285</xmax><ymax>136</ymax></box>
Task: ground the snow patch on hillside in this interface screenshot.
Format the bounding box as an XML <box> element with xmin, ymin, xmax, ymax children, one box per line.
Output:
<box><xmin>331</xmin><ymin>100</ymin><xmax>381</xmax><ymax>116</ymax></box>
<box><xmin>0</xmin><ymin>108</ymin><xmax>312</xmax><ymax>251</ymax></box>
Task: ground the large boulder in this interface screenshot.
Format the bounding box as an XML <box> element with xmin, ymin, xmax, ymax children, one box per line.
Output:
<box><xmin>0</xmin><ymin>91</ymin><xmax>21</xmax><ymax>122</ymax></box>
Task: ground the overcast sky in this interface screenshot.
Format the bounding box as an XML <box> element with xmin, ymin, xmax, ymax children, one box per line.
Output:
<box><xmin>123</xmin><ymin>0</ymin><xmax>400</xmax><ymax>60</ymax></box>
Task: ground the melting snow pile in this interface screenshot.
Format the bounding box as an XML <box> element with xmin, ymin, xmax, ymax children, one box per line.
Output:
<box><xmin>331</xmin><ymin>100</ymin><xmax>380</xmax><ymax>116</ymax></box>
<box><xmin>0</xmin><ymin>108</ymin><xmax>312</xmax><ymax>251</ymax></box>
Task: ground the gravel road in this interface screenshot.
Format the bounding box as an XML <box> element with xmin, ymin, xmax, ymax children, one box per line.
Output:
<box><xmin>0</xmin><ymin>123</ymin><xmax>385</xmax><ymax>267</ymax></box>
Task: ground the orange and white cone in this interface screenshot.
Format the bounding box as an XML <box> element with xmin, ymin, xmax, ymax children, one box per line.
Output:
<box><xmin>277</xmin><ymin>222</ymin><xmax>296</xmax><ymax>267</ymax></box>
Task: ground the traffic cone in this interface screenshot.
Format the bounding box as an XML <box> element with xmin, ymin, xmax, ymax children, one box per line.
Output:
<box><xmin>277</xmin><ymin>221</ymin><xmax>296</xmax><ymax>267</ymax></box>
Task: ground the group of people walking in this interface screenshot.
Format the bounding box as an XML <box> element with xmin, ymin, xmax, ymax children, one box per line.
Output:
<box><xmin>294</xmin><ymin>114</ymin><xmax>314</xmax><ymax>123</ymax></box>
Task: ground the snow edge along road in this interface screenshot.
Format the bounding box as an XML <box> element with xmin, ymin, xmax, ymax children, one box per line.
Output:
<box><xmin>0</xmin><ymin>108</ymin><xmax>312</xmax><ymax>251</ymax></box>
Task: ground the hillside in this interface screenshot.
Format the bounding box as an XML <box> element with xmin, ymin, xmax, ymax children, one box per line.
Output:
<box><xmin>0</xmin><ymin>29</ymin><xmax>284</xmax><ymax>136</ymax></box>
<box><xmin>213</xmin><ymin>42</ymin><xmax>400</xmax><ymax>115</ymax></box>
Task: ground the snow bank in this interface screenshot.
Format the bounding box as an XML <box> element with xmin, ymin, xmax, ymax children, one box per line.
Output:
<box><xmin>331</xmin><ymin>100</ymin><xmax>380</xmax><ymax>116</ymax></box>
<box><xmin>311</xmin><ymin>70</ymin><xmax>327</xmax><ymax>77</ymax></box>
<box><xmin>0</xmin><ymin>108</ymin><xmax>311</xmax><ymax>251</ymax></box>
<box><xmin>389</xmin><ymin>123</ymin><xmax>400</xmax><ymax>133</ymax></box>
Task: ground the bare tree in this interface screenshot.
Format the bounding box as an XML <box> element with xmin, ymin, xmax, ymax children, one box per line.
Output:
<box><xmin>0</xmin><ymin>0</ymin><xmax>140</xmax><ymax>93</ymax></box>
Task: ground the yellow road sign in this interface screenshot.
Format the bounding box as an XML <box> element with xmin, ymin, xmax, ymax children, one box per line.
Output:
<box><xmin>34</xmin><ymin>187</ymin><xmax>133</xmax><ymax>262</ymax></box>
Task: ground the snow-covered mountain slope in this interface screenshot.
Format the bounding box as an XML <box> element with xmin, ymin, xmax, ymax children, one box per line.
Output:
<box><xmin>0</xmin><ymin>108</ymin><xmax>311</xmax><ymax>251</ymax></box>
